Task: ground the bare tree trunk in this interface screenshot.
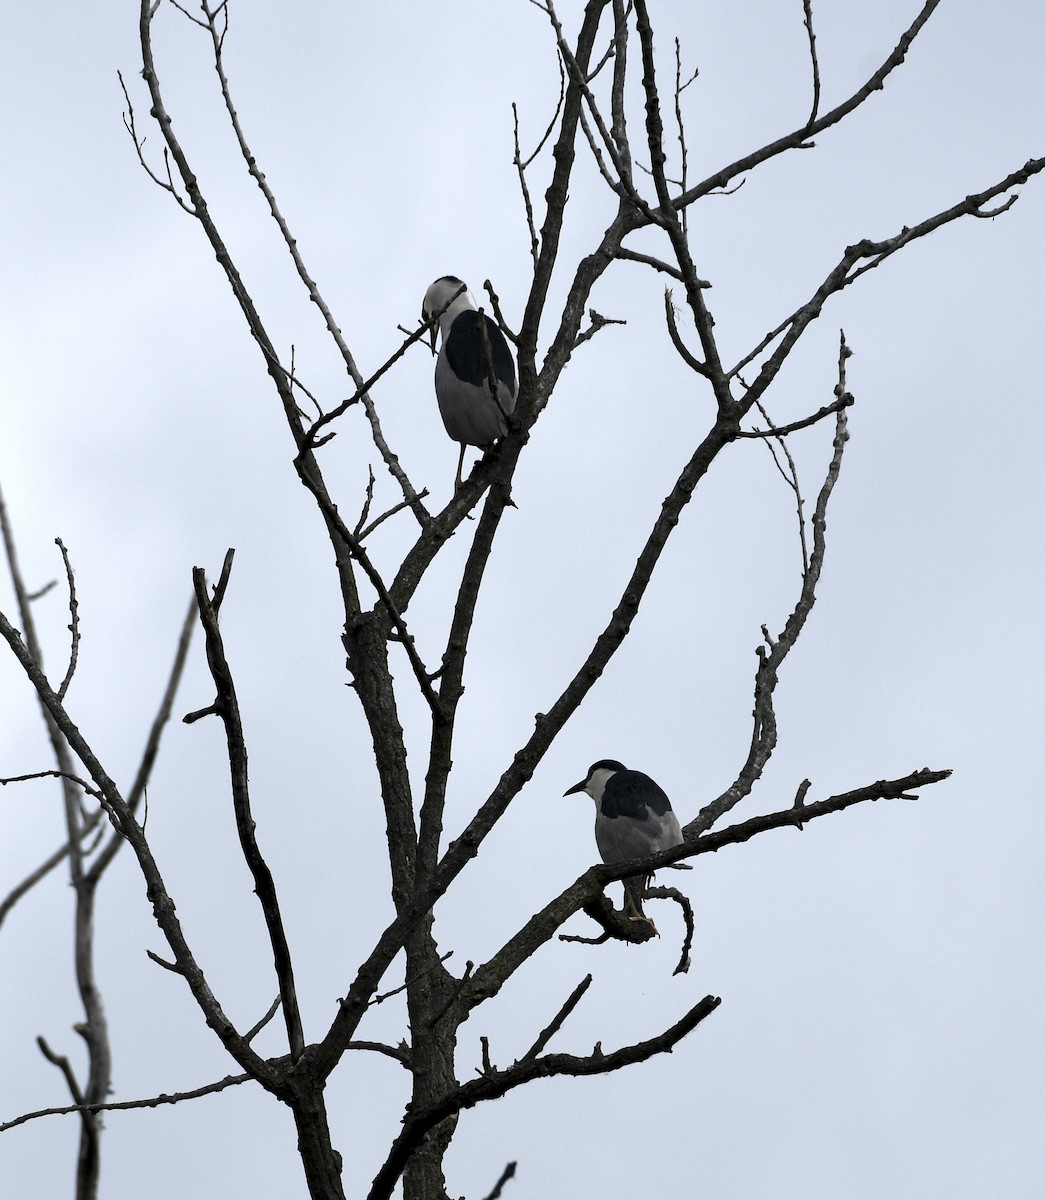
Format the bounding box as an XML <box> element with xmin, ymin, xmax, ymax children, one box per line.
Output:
<box><xmin>403</xmin><ymin>922</ymin><xmax>460</xmax><ymax>1200</ymax></box>
<box><xmin>291</xmin><ymin>1087</ymin><xmax>347</xmax><ymax>1200</ymax></box>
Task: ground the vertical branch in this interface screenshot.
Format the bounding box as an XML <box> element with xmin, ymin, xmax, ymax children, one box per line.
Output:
<box><xmin>0</xmin><ymin>478</ymin><xmax>109</xmax><ymax>1200</ymax></box>
<box><xmin>801</xmin><ymin>0</ymin><xmax>822</xmax><ymax>128</ymax></box>
<box><xmin>519</xmin><ymin>0</ymin><xmax>612</xmax><ymax>368</ymax></box>
<box><xmin>54</xmin><ymin>538</ymin><xmax>80</xmax><ymax>703</ymax></box>
<box><xmin>631</xmin><ymin>0</ymin><xmax>733</xmax><ymax>412</ymax></box>
<box><xmin>609</xmin><ymin>0</ymin><xmax>633</xmax><ymax>181</ymax></box>
<box><xmin>86</xmin><ymin>598</ymin><xmax>197</xmax><ymax>879</ymax></box>
<box><xmin>190</xmin><ymin>562</ymin><xmax>305</xmax><ymax>1062</ymax></box>
<box><xmin>753</xmin><ymin>397</ymin><xmax>810</xmax><ymax>575</ymax></box>
<box><xmin>696</xmin><ymin>334</ymin><xmax>853</xmax><ymax>833</ymax></box>
<box><xmin>673</xmin><ymin>38</ymin><xmax>698</xmax><ymax>237</ymax></box>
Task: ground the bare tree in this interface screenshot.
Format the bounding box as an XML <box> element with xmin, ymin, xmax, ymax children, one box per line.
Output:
<box><xmin>2</xmin><ymin>2</ymin><xmax>1041</xmax><ymax>1198</ymax></box>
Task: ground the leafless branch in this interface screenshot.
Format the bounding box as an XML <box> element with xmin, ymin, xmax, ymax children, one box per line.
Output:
<box><xmin>544</xmin><ymin>0</ymin><xmax>653</xmax><ymax>218</ymax></box>
<box><xmin>345</xmin><ymin>1040</ymin><xmax>412</xmax><ymax>1068</ymax></box>
<box><xmin>26</xmin><ymin>579</ymin><xmax>57</xmax><ymax>601</ymax></box>
<box><xmin>672</xmin><ymin>37</ymin><xmax>698</xmax><ymax>234</ymax></box>
<box><xmin>291</xmin><ymin>468</ymin><xmax>444</xmax><ymax>716</ymax></box>
<box><xmin>518</xmin><ymin>975</ymin><xmax>592</xmax><ymax>1063</ymax></box>
<box><xmin>0</xmin><ymin>1071</ymin><xmax>254</xmax><ymax>1133</ymax></box>
<box><xmin>482</xmin><ymin>280</ymin><xmax>518</xmax><ymax>344</ymax></box>
<box><xmin>576</xmin><ymin>102</ymin><xmax>624</xmax><ymax>194</ymax></box>
<box><xmin>734</xmin><ymin>393</ymin><xmax>853</xmax><ymax>439</ymax></box>
<box><xmin>644</xmin><ymin>884</ymin><xmax>695</xmax><ymax>974</ymax></box>
<box><xmin>513</xmin><ymin>59</ymin><xmax>566</xmax><ymax>268</ymax></box>
<box><xmin>244</xmin><ymin>996</ymin><xmax>282</xmax><ymax>1044</ymax></box>
<box><xmin>36</xmin><ymin>1037</ymin><xmax>85</xmax><ymax>1107</ymax></box>
<box><xmin>572</xmin><ymin>308</ymin><xmax>626</xmax><ymax>350</ymax></box>
<box><xmin>367</xmin><ymin>993</ymin><xmax>721</xmax><ymax>1200</ymax></box>
<box><xmin>675</xmin><ymin>1</ymin><xmax>947</xmax><ymax>208</ymax></box>
<box><xmin>616</xmin><ymin>246</ymin><xmax>685</xmax><ymax>280</ymax></box>
<box><xmin>801</xmin><ymin>0</ymin><xmax>821</xmax><ymax>128</ymax></box>
<box><xmin>663</xmin><ymin>289</ymin><xmax>709</xmax><ymax>376</ymax></box>
<box><xmin>633</xmin><ymin>0</ymin><xmax>733</xmax><ymax>412</ymax></box>
<box><xmin>146</xmin><ymin>948</ymin><xmax>182</xmax><ymax>974</ymax></box>
<box><xmin>0</xmin><ymin>769</ymin><xmax>101</xmax><ymax>799</ymax></box>
<box><xmin>0</xmin><ymin>811</ymin><xmax>104</xmax><ymax>931</ymax></box>
<box><xmin>191</xmin><ymin>562</ymin><xmax>305</xmax><ymax>1061</ymax></box>
<box><xmin>609</xmin><ymin>0</ymin><xmax>634</xmax><ymax>182</ymax></box>
<box><xmin>354</xmin><ymin>467</ymin><xmax>376</xmax><ymax>539</ymax></box>
<box><xmin>360</xmin><ymin>950</ymin><xmax>454</xmax><ymax>1009</ymax></box>
<box><xmin>697</xmin><ymin>389</ymin><xmax>851</xmax><ymax>830</ymax></box>
<box><xmin>52</xmin><ymin>538</ymin><xmax>79</xmax><ymax>702</ymax></box>
<box><xmin>692</xmin><ymin>768</ymin><xmax>952</xmax><ymax>849</ymax></box>
<box><xmin>358</xmin><ymin>491</ymin><xmax>431</xmax><ymax>542</ymax></box>
<box><xmin>89</xmin><ymin>596</ymin><xmax>197</xmax><ymax>879</ymax></box>
<box><xmin>753</xmin><ymin>395</ymin><xmax>811</xmax><ymax>574</ymax></box>
<box><xmin>185</xmin><ymin>0</ymin><xmax>428</xmax><ymax>517</ymax></box>
<box><xmin>118</xmin><ymin>70</ymin><xmax>194</xmax><ymax>213</ymax></box>
<box><xmin>304</xmin><ymin>307</ymin><xmax>448</xmax><ymax>455</ymax></box>
<box><xmin>480</xmin><ymin>1161</ymin><xmax>518</xmax><ymax>1200</ymax></box>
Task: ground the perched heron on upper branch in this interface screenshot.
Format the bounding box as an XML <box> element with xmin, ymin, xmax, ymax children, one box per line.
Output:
<box><xmin>422</xmin><ymin>276</ymin><xmax>517</xmax><ymax>491</ymax></box>
<box><xmin>565</xmin><ymin>759</ymin><xmax>684</xmax><ymax>933</ymax></box>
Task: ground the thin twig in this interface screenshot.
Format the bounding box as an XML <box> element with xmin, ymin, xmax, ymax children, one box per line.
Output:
<box><xmin>801</xmin><ymin>0</ymin><xmax>821</xmax><ymax>128</ymax></box>
<box><xmin>518</xmin><ymin>975</ymin><xmax>592</xmax><ymax>1062</ymax></box>
<box><xmin>358</xmin><ymin>950</ymin><xmax>454</xmax><ymax>1009</ymax></box>
<box><xmin>53</xmin><ymin>538</ymin><xmax>79</xmax><ymax>702</ymax></box>
<box><xmin>0</xmin><ymin>769</ymin><xmax>102</xmax><ymax>799</ymax></box>
<box><xmin>663</xmin><ymin>289</ymin><xmax>708</xmax><ymax>376</ymax></box>
<box><xmin>0</xmin><ymin>1072</ymin><xmax>254</xmax><ymax>1134</ymax></box>
<box><xmin>36</xmin><ymin>1038</ymin><xmax>85</xmax><ymax>1106</ymax></box>
<box><xmin>673</xmin><ymin>37</ymin><xmax>698</xmax><ymax>235</ymax></box>
<box><xmin>89</xmin><ymin>596</ymin><xmax>197</xmax><ymax>879</ymax></box>
<box><xmin>0</xmin><ymin>811</ymin><xmax>104</xmax><ymax>931</ymax></box>
<box><xmin>481</xmin><ymin>1161</ymin><xmax>518</xmax><ymax>1200</ymax></box>
<box><xmin>572</xmin><ymin>309</ymin><xmax>627</xmax><ymax>350</ymax></box>
<box><xmin>753</xmin><ymin>396</ymin><xmax>810</xmax><ymax>575</ymax></box>
<box><xmin>118</xmin><ymin>71</ymin><xmax>194</xmax><ymax>213</ymax></box>
<box><xmin>734</xmin><ymin>393</ymin><xmax>853</xmax><ymax>439</ymax></box>
<box><xmin>354</xmin><ymin>466</ymin><xmax>376</xmax><ymax>539</ymax></box>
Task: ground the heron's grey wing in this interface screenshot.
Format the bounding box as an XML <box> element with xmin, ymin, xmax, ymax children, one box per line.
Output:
<box><xmin>596</xmin><ymin>770</ymin><xmax>682</xmax><ymax>866</ymax></box>
<box><xmin>595</xmin><ymin>810</ymin><xmax>654</xmax><ymax>863</ymax></box>
<box><xmin>434</xmin><ymin>351</ymin><xmax>506</xmax><ymax>446</ymax></box>
<box><xmin>595</xmin><ymin>807</ymin><xmax>681</xmax><ymax>862</ymax></box>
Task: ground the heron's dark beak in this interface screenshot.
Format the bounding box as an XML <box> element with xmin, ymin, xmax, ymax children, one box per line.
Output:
<box><xmin>563</xmin><ymin>779</ymin><xmax>586</xmax><ymax>797</ymax></box>
<box><xmin>426</xmin><ymin>321</ymin><xmax>438</xmax><ymax>357</ymax></box>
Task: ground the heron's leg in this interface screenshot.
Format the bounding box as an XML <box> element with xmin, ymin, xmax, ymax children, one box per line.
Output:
<box><xmin>625</xmin><ymin>876</ymin><xmax>659</xmax><ymax>935</ymax></box>
<box><xmin>454</xmin><ymin>443</ymin><xmax>467</xmax><ymax>492</ymax></box>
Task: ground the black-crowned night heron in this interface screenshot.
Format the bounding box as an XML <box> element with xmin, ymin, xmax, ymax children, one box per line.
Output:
<box><xmin>422</xmin><ymin>275</ymin><xmax>518</xmax><ymax>491</ymax></box>
<box><xmin>565</xmin><ymin>759</ymin><xmax>683</xmax><ymax>932</ymax></box>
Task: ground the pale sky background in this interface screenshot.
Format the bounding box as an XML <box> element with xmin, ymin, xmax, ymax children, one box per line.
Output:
<box><xmin>2</xmin><ymin>2</ymin><xmax>1044</xmax><ymax>1198</ymax></box>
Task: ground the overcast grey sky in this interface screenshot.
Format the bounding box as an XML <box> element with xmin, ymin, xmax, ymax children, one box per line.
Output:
<box><xmin>2</xmin><ymin>2</ymin><xmax>1044</xmax><ymax>1197</ymax></box>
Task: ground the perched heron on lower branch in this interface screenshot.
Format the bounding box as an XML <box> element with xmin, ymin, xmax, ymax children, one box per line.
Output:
<box><xmin>422</xmin><ymin>275</ymin><xmax>518</xmax><ymax>491</ymax></box>
<box><xmin>565</xmin><ymin>759</ymin><xmax>684</xmax><ymax>934</ymax></box>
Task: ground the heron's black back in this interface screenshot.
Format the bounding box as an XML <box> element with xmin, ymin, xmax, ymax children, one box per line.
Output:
<box><xmin>445</xmin><ymin>311</ymin><xmax>516</xmax><ymax>396</ymax></box>
<box><xmin>600</xmin><ymin>770</ymin><xmax>673</xmax><ymax>823</ymax></box>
